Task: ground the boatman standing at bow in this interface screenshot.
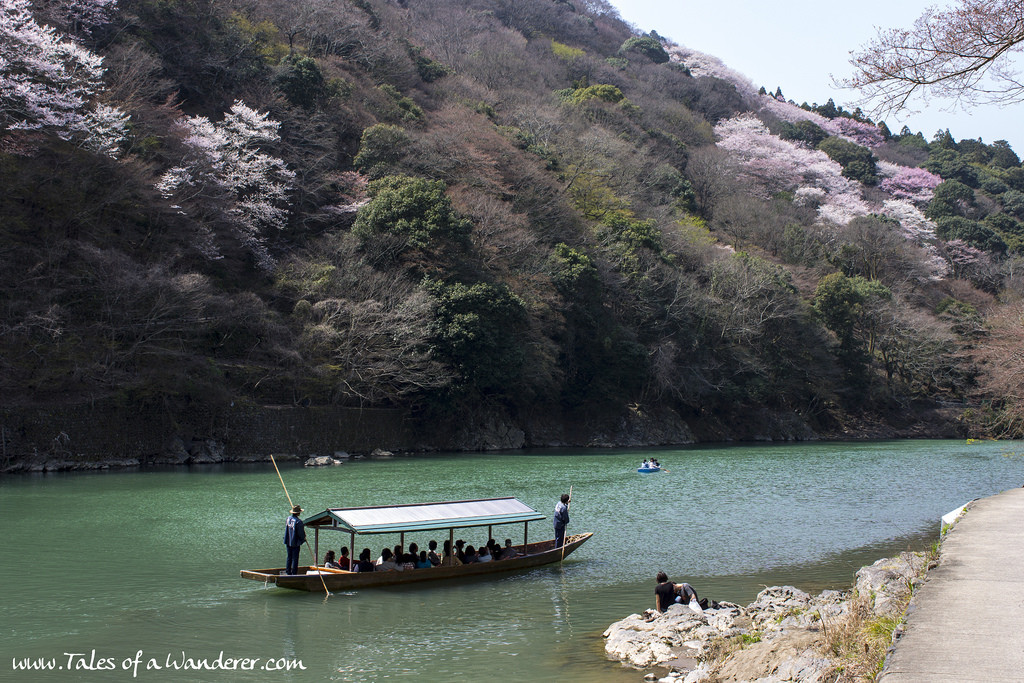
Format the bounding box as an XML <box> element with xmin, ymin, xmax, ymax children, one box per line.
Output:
<box><xmin>553</xmin><ymin>493</ymin><xmax>570</xmax><ymax>547</ymax></box>
<box><xmin>284</xmin><ymin>504</ymin><xmax>306</xmax><ymax>575</ymax></box>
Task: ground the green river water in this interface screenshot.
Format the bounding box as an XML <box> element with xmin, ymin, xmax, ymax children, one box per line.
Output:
<box><xmin>3</xmin><ymin>439</ymin><xmax>1024</xmax><ymax>682</ymax></box>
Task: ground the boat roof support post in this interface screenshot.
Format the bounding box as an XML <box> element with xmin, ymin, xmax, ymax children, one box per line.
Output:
<box><xmin>314</xmin><ymin>527</ymin><xmax>319</xmax><ymax>566</ymax></box>
<box><xmin>524</xmin><ymin>521</ymin><xmax>529</xmax><ymax>550</ymax></box>
<box><xmin>449</xmin><ymin>528</ymin><xmax>454</xmax><ymax>559</ymax></box>
<box><xmin>350</xmin><ymin>532</ymin><xmax>355</xmax><ymax>562</ymax></box>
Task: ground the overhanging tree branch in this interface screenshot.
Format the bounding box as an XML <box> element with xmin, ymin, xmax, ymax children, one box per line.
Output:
<box><xmin>841</xmin><ymin>0</ymin><xmax>1024</xmax><ymax>116</ymax></box>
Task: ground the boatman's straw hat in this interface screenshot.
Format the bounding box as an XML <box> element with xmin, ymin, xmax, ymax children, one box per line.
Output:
<box><xmin>291</xmin><ymin>505</ymin><xmax>303</xmax><ymax>514</ymax></box>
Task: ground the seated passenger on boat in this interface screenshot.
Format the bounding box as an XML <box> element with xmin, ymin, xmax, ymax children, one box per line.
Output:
<box><xmin>642</xmin><ymin>460</ymin><xmax>650</xmax><ymax>469</ymax></box>
<box><xmin>499</xmin><ymin>538</ymin><xmax>519</xmax><ymax>560</ymax></box>
<box><xmin>377</xmin><ymin>548</ymin><xmax>402</xmax><ymax>571</ymax></box>
<box><xmin>441</xmin><ymin>540</ymin><xmax>462</xmax><ymax>566</ymax></box>
<box><xmin>427</xmin><ymin>540</ymin><xmax>441</xmax><ymax>566</ymax></box>
<box><xmin>477</xmin><ymin>545</ymin><xmax>492</xmax><ymax>562</ymax></box>
<box><xmin>463</xmin><ymin>545</ymin><xmax>479</xmax><ymax>563</ymax></box>
<box><xmin>337</xmin><ymin>546</ymin><xmax>351</xmax><ymax>570</ymax></box>
<box><xmin>354</xmin><ymin>548</ymin><xmax>375</xmax><ymax>572</ymax></box>
<box><xmin>323</xmin><ymin>550</ymin><xmax>340</xmax><ymax>569</ymax></box>
<box><xmin>455</xmin><ymin>539</ymin><xmax>466</xmax><ymax>563</ymax></box>
<box><xmin>400</xmin><ymin>553</ymin><xmax>416</xmax><ymax>571</ymax></box>
<box><xmin>415</xmin><ymin>551</ymin><xmax>432</xmax><ymax>569</ymax></box>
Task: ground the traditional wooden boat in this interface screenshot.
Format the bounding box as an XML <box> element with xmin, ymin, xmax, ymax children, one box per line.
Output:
<box><xmin>241</xmin><ymin>497</ymin><xmax>592</xmax><ymax>592</ymax></box>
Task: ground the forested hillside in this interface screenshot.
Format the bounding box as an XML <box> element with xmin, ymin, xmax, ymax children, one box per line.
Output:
<box><xmin>3</xmin><ymin>0</ymin><xmax>1023</xmax><ymax>442</ymax></box>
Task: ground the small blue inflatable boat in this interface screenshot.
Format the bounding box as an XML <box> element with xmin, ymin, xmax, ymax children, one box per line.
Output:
<box><xmin>637</xmin><ymin>466</ymin><xmax>661</xmax><ymax>473</ymax></box>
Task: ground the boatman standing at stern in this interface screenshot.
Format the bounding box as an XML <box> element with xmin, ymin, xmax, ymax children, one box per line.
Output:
<box><xmin>553</xmin><ymin>493</ymin><xmax>570</xmax><ymax>547</ymax></box>
<box><xmin>284</xmin><ymin>504</ymin><xmax>306</xmax><ymax>575</ymax></box>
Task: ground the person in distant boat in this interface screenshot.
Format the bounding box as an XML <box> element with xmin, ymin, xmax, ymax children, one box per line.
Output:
<box><xmin>337</xmin><ymin>546</ymin><xmax>351</xmax><ymax>571</ymax></box>
<box><xmin>323</xmin><ymin>550</ymin><xmax>339</xmax><ymax>569</ymax></box>
<box><xmin>652</xmin><ymin>459</ymin><xmax>660</xmax><ymax>468</ymax></box>
<box><xmin>500</xmin><ymin>538</ymin><xmax>519</xmax><ymax>560</ymax></box>
<box><xmin>283</xmin><ymin>504</ymin><xmax>306</xmax><ymax>575</ymax></box>
<box><xmin>400</xmin><ymin>552</ymin><xmax>415</xmax><ymax>571</ymax></box>
<box><xmin>441</xmin><ymin>540</ymin><xmax>462</xmax><ymax>566</ymax></box>
<box><xmin>455</xmin><ymin>539</ymin><xmax>466</xmax><ymax>563</ymax></box>
<box><xmin>354</xmin><ymin>548</ymin><xmax>375</xmax><ymax>572</ymax></box>
<box><xmin>377</xmin><ymin>548</ymin><xmax>401</xmax><ymax>571</ymax></box>
<box><xmin>463</xmin><ymin>545</ymin><xmax>479</xmax><ymax>563</ymax></box>
<box><xmin>415</xmin><ymin>550</ymin><xmax>432</xmax><ymax>569</ymax></box>
<box><xmin>641</xmin><ymin>460</ymin><xmax>650</xmax><ymax>469</ymax></box>
<box><xmin>427</xmin><ymin>540</ymin><xmax>441</xmax><ymax>566</ymax></box>
<box><xmin>553</xmin><ymin>493</ymin><xmax>570</xmax><ymax>547</ymax></box>
<box><xmin>477</xmin><ymin>544</ymin><xmax>493</xmax><ymax>562</ymax></box>
<box><xmin>654</xmin><ymin>571</ymin><xmax>676</xmax><ymax>613</ymax></box>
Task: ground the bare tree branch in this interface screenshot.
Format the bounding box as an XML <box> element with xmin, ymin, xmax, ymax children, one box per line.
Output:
<box><xmin>841</xmin><ymin>0</ymin><xmax>1024</xmax><ymax>116</ymax></box>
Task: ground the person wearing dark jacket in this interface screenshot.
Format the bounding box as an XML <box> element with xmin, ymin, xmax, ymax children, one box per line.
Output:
<box><xmin>283</xmin><ymin>504</ymin><xmax>306</xmax><ymax>575</ymax></box>
<box><xmin>553</xmin><ymin>493</ymin><xmax>570</xmax><ymax>547</ymax></box>
<box><xmin>654</xmin><ymin>572</ymin><xmax>676</xmax><ymax>612</ymax></box>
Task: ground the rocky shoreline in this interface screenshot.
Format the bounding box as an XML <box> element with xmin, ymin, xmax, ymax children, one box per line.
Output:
<box><xmin>1</xmin><ymin>399</ymin><xmax>965</xmax><ymax>474</ymax></box>
<box><xmin>603</xmin><ymin>552</ymin><xmax>930</xmax><ymax>682</ymax></box>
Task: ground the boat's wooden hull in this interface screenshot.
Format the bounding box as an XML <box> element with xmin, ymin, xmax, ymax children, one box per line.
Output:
<box><xmin>240</xmin><ymin>533</ymin><xmax>592</xmax><ymax>592</ymax></box>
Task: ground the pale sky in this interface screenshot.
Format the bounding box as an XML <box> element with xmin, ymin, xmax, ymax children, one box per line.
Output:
<box><xmin>608</xmin><ymin>0</ymin><xmax>1024</xmax><ymax>155</ymax></box>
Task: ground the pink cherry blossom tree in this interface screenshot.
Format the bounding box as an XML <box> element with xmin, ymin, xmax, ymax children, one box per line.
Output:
<box><xmin>877</xmin><ymin>164</ymin><xmax>942</xmax><ymax>203</ymax></box>
<box><xmin>714</xmin><ymin>113</ymin><xmax>870</xmax><ymax>224</ymax></box>
<box><xmin>157</xmin><ymin>101</ymin><xmax>296</xmax><ymax>271</ymax></box>
<box><xmin>820</xmin><ymin>117</ymin><xmax>886</xmax><ymax>148</ymax></box>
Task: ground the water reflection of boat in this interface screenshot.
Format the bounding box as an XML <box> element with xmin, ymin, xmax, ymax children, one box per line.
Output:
<box><xmin>240</xmin><ymin>497</ymin><xmax>592</xmax><ymax>592</ymax></box>
<box><xmin>637</xmin><ymin>466</ymin><xmax>661</xmax><ymax>473</ymax></box>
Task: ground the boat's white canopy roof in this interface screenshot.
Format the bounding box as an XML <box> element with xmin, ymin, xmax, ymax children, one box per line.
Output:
<box><xmin>304</xmin><ymin>497</ymin><xmax>546</xmax><ymax>534</ymax></box>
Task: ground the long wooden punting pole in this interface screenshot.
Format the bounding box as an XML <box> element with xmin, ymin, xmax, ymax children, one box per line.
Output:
<box><xmin>270</xmin><ymin>454</ymin><xmax>331</xmax><ymax>596</ymax></box>
<box><xmin>561</xmin><ymin>484</ymin><xmax>573</xmax><ymax>564</ymax></box>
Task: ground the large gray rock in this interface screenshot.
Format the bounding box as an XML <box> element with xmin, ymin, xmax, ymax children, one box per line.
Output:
<box><xmin>855</xmin><ymin>552</ymin><xmax>926</xmax><ymax>616</ymax></box>
<box><xmin>603</xmin><ymin>605</ymin><xmax>739</xmax><ymax>669</ymax></box>
<box><xmin>304</xmin><ymin>455</ymin><xmax>343</xmax><ymax>467</ymax></box>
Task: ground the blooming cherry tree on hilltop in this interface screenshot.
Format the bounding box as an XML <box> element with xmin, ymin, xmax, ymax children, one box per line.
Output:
<box><xmin>1</xmin><ymin>0</ymin><xmax>126</xmax><ymax>154</ymax></box>
<box><xmin>157</xmin><ymin>100</ymin><xmax>296</xmax><ymax>271</ymax></box>
<box><xmin>714</xmin><ymin>113</ymin><xmax>870</xmax><ymax>225</ymax></box>
<box><xmin>820</xmin><ymin>116</ymin><xmax>886</xmax><ymax>148</ymax></box>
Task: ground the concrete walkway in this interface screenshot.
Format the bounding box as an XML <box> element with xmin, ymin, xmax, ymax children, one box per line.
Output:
<box><xmin>878</xmin><ymin>486</ymin><xmax>1024</xmax><ymax>683</ymax></box>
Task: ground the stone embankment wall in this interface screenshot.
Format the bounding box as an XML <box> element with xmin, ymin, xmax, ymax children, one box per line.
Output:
<box><xmin>0</xmin><ymin>404</ymin><xmax>414</xmax><ymax>471</ymax></box>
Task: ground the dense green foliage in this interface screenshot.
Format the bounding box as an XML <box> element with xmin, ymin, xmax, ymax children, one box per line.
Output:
<box><xmin>2</xmin><ymin>0</ymin><xmax>1022</xmax><ymax>437</ymax></box>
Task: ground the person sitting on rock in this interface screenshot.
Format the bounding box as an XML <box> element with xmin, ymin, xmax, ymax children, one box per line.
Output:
<box><xmin>675</xmin><ymin>581</ymin><xmax>699</xmax><ymax>606</ymax></box>
<box><xmin>654</xmin><ymin>571</ymin><xmax>676</xmax><ymax>612</ymax></box>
